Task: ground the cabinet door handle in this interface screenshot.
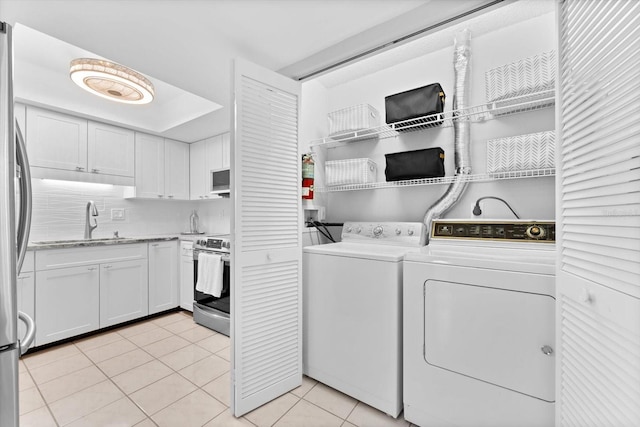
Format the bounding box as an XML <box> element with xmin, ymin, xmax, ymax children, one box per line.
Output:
<box><xmin>103</xmin><ymin>264</ymin><xmax>112</xmax><ymax>269</ymax></box>
<box><xmin>151</xmin><ymin>243</ymin><xmax>159</xmax><ymax>247</ymax></box>
<box><xmin>199</xmin><ymin>195</ymin><xmax>204</xmax><ymax>199</ymax></box>
<box><xmin>158</xmin><ymin>194</ymin><xmax>164</xmax><ymax>198</ymax></box>
<box><xmin>76</xmin><ymin>166</ymin><xmax>85</xmax><ymax>171</ymax></box>
<box><xmin>168</xmin><ymin>195</ymin><xmax>174</xmax><ymax>199</ymax></box>
<box><xmin>87</xmin><ymin>267</ymin><xmax>97</xmax><ymax>271</ymax></box>
<box><xmin>92</xmin><ymin>168</ymin><xmax>100</xmax><ymax>173</ymax></box>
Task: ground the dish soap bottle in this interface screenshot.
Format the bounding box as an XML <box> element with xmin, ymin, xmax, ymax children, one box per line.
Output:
<box><xmin>190</xmin><ymin>210</ymin><xmax>199</xmax><ymax>234</ymax></box>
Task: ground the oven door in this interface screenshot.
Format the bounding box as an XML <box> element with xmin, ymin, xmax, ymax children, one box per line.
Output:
<box><xmin>193</xmin><ymin>249</ymin><xmax>231</xmax><ymax>314</ymax></box>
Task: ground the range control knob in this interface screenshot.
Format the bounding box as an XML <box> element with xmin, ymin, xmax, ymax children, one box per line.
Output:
<box><xmin>395</xmin><ymin>228</ymin><xmax>402</xmax><ymax>236</ymax></box>
<box><xmin>356</xmin><ymin>226</ymin><xmax>362</xmax><ymax>234</ymax></box>
<box><xmin>407</xmin><ymin>228</ymin><xmax>414</xmax><ymax>236</ymax></box>
<box><xmin>346</xmin><ymin>226</ymin><xmax>352</xmax><ymax>233</ymax></box>
<box><xmin>526</xmin><ymin>225</ymin><xmax>546</xmax><ymax>239</ymax></box>
<box><xmin>373</xmin><ymin>225</ymin><xmax>384</xmax><ymax>237</ymax></box>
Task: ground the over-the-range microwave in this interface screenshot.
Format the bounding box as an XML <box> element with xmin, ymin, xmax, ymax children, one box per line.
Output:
<box><xmin>210</xmin><ymin>168</ymin><xmax>230</xmax><ymax>197</ymax></box>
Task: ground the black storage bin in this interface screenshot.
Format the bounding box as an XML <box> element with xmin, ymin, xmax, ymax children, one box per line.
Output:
<box><xmin>385</xmin><ymin>83</ymin><xmax>445</xmax><ymax>130</ymax></box>
<box><xmin>385</xmin><ymin>147</ymin><xmax>445</xmax><ymax>181</ymax></box>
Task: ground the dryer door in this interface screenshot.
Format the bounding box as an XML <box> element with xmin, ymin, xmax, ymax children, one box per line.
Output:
<box><xmin>424</xmin><ymin>272</ymin><xmax>555</xmax><ymax>402</ymax></box>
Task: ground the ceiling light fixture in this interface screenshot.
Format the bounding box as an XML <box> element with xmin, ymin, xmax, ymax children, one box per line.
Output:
<box><xmin>69</xmin><ymin>58</ymin><xmax>155</xmax><ymax>104</ymax></box>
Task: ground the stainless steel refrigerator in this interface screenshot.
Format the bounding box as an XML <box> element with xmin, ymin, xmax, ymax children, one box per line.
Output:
<box><xmin>1</xmin><ymin>20</ymin><xmax>35</xmax><ymax>426</ymax></box>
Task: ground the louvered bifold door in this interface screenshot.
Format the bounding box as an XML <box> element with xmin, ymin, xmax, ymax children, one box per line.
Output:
<box><xmin>230</xmin><ymin>58</ymin><xmax>302</xmax><ymax>417</ymax></box>
<box><xmin>556</xmin><ymin>1</ymin><xmax>640</xmax><ymax>426</ymax></box>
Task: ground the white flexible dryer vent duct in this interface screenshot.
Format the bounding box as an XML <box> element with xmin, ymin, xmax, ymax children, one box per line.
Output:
<box><xmin>420</xmin><ymin>29</ymin><xmax>472</xmax><ymax>246</ymax></box>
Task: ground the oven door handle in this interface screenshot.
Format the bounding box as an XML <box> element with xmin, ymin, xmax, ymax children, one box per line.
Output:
<box><xmin>193</xmin><ymin>250</ymin><xmax>230</xmax><ymax>263</ymax></box>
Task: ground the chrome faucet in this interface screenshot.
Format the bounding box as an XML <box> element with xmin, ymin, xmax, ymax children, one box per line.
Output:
<box><xmin>84</xmin><ymin>201</ymin><xmax>99</xmax><ymax>239</ymax></box>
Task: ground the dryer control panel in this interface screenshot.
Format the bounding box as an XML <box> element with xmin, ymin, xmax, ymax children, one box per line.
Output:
<box><xmin>342</xmin><ymin>222</ymin><xmax>425</xmax><ymax>246</ymax></box>
<box><xmin>432</xmin><ymin>220</ymin><xmax>555</xmax><ymax>242</ymax></box>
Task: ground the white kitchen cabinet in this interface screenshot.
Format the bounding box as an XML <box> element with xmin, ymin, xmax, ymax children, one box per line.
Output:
<box><xmin>190</xmin><ymin>132</ymin><xmax>230</xmax><ymax>200</ymax></box>
<box><xmin>25</xmin><ymin>106</ymin><xmax>135</xmax><ymax>185</ymax></box>
<box><xmin>128</xmin><ymin>133</ymin><xmax>190</xmax><ymax>200</ymax></box>
<box><xmin>179</xmin><ymin>241</ymin><xmax>194</xmax><ymax>311</ymax></box>
<box><xmin>165</xmin><ymin>138</ymin><xmax>190</xmax><ymax>200</ymax></box>
<box><xmin>34</xmin><ymin>243</ymin><xmax>149</xmax><ymax>346</ymax></box>
<box><xmin>26</xmin><ymin>106</ymin><xmax>88</xmax><ymax>172</ymax></box>
<box><xmin>133</xmin><ymin>132</ymin><xmax>165</xmax><ymax>199</ymax></box>
<box><xmin>100</xmin><ymin>259</ymin><xmax>149</xmax><ymax>327</ymax></box>
<box><xmin>189</xmin><ymin>140</ymin><xmax>207</xmax><ymax>200</ymax></box>
<box><xmin>148</xmin><ymin>241</ymin><xmax>179</xmax><ymax>314</ymax></box>
<box><xmin>222</xmin><ymin>132</ymin><xmax>231</xmax><ymax>169</ymax></box>
<box><xmin>87</xmin><ymin>121</ymin><xmax>135</xmax><ymax>178</ymax></box>
<box><xmin>35</xmin><ymin>265</ymin><xmax>100</xmax><ymax>346</ymax></box>
<box><xmin>207</xmin><ymin>134</ymin><xmax>224</xmax><ymax>171</ymax></box>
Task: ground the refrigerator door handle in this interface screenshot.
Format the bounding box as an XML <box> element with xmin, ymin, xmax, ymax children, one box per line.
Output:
<box><xmin>17</xmin><ymin>311</ymin><xmax>35</xmax><ymax>355</ymax></box>
<box><xmin>15</xmin><ymin>120</ymin><xmax>32</xmax><ymax>274</ymax></box>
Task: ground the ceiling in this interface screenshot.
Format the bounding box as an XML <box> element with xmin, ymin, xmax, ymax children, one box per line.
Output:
<box><xmin>1</xmin><ymin>0</ymin><xmax>515</xmax><ymax>142</ymax></box>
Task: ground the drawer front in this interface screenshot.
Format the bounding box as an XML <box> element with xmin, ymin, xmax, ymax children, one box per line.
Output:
<box><xmin>36</xmin><ymin>243</ymin><xmax>147</xmax><ymax>270</ymax></box>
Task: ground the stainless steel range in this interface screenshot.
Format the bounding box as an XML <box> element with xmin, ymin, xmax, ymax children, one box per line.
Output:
<box><xmin>193</xmin><ymin>235</ymin><xmax>231</xmax><ymax>336</ymax></box>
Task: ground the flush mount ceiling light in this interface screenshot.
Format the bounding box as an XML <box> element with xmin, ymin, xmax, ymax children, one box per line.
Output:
<box><xmin>69</xmin><ymin>58</ymin><xmax>155</xmax><ymax>104</ymax></box>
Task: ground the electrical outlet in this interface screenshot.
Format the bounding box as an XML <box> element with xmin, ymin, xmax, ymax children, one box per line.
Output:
<box><xmin>111</xmin><ymin>208</ymin><xmax>125</xmax><ymax>221</ymax></box>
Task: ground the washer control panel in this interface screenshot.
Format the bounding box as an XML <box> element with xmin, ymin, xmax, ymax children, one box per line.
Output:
<box><xmin>432</xmin><ymin>220</ymin><xmax>555</xmax><ymax>242</ymax></box>
<box><xmin>342</xmin><ymin>222</ymin><xmax>424</xmax><ymax>246</ymax></box>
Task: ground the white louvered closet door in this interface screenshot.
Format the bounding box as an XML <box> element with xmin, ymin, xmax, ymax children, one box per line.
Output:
<box><xmin>230</xmin><ymin>58</ymin><xmax>302</xmax><ymax>416</ymax></box>
<box><xmin>556</xmin><ymin>1</ymin><xmax>640</xmax><ymax>426</ymax></box>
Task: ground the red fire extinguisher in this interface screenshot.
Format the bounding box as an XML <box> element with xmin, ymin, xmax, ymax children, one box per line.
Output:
<box><xmin>302</xmin><ymin>153</ymin><xmax>314</xmax><ymax>200</ymax></box>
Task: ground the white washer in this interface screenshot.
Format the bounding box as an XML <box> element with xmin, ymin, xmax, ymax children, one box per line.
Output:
<box><xmin>303</xmin><ymin>221</ymin><xmax>424</xmax><ymax>417</ymax></box>
<box><xmin>403</xmin><ymin>220</ymin><xmax>556</xmax><ymax>427</ymax></box>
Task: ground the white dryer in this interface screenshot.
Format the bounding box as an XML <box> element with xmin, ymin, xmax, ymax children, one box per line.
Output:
<box><xmin>403</xmin><ymin>220</ymin><xmax>556</xmax><ymax>427</ymax></box>
<box><xmin>303</xmin><ymin>221</ymin><xmax>424</xmax><ymax>417</ymax></box>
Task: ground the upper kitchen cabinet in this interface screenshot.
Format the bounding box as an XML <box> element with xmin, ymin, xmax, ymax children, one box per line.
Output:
<box><xmin>26</xmin><ymin>107</ymin><xmax>88</xmax><ymax>172</ymax></box>
<box><xmin>190</xmin><ymin>132</ymin><xmax>230</xmax><ymax>200</ymax></box>
<box><xmin>126</xmin><ymin>132</ymin><xmax>190</xmax><ymax>200</ymax></box>
<box><xmin>87</xmin><ymin>121</ymin><xmax>135</xmax><ymax>177</ymax></box>
<box><xmin>189</xmin><ymin>139</ymin><xmax>207</xmax><ymax>199</ymax></box>
<box><xmin>165</xmin><ymin>138</ymin><xmax>190</xmax><ymax>200</ymax></box>
<box><xmin>131</xmin><ymin>133</ymin><xmax>165</xmax><ymax>198</ymax></box>
<box><xmin>222</xmin><ymin>132</ymin><xmax>230</xmax><ymax>169</ymax></box>
<box><xmin>26</xmin><ymin>106</ymin><xmax>135</xmax><ymax>185</ymax></box>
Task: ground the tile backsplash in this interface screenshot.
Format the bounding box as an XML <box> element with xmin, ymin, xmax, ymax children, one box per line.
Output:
<box><xmin>29</xmin><ymin>179</ymin><xmax>230</xmax><ymax>242</ymax></box>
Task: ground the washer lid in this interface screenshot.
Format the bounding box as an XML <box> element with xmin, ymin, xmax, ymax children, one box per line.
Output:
<box><xmin>303</xmin><ymin>242</ymin><xmax>417</xmax><ymax>262</ymax></box>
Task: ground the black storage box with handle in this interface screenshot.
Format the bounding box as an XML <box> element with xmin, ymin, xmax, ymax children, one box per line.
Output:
<box><xmin>385</xmin><ymin>147</ymin><xmax>445</xmax><ymax>181</ymax></box>
<box><xmin>385</xmin><ymin>83</ymin><xmax>446</xmax><ymax>130</ymax></box>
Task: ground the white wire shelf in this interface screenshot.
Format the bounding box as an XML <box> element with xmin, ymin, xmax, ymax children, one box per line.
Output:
<box><xmin>315</xmin><ymin>168</ymin><xmax>555</xmax><ymax>193</ymax></box>
<box><xmin>309</xmin><ymin>90</ymin><xmax>555</xmax><ymax>149</ymax></box>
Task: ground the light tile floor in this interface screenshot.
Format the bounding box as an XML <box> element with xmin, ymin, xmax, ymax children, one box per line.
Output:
<box><xmin>19</xmin><ymin>311</ymin><xmax>414</xmax><ymax>427</ymax></box>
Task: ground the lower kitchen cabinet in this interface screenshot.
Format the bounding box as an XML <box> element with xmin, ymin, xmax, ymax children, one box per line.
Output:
<box><xmin>179</xmin><ymin>241</ymin><xmax>194</xmax><ymax>311</ymax></box>
<box><xmin>149</xmin><ymin>241</ymin><xmax>179</xmax><ymax>314</ymax></box>
<box><xmin>100</xmin><ymin>259</ymin><xmax>149</xmax><ymax>328</ymax></box>
<box><xmin>35</xmin><ymin>265</ymin><xmax>100</xmax><ymax>346</ymax></box>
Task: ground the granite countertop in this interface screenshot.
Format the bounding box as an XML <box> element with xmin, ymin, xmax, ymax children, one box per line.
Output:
<box><xmin>28</xmin><ymin>235</ymin><xmax>180</xmax><ymax>250</ymax></box>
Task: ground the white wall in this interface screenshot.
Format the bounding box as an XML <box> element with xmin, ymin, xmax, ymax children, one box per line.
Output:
<box><xmin>303</xmin><ymin>12</ymin><xmax>557</xmax><ymax>223</ymax></box>
<box><xmin>29</xmin><ymin>179</ymin><xmax>230</xmax><ymax>242</ymax></box>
